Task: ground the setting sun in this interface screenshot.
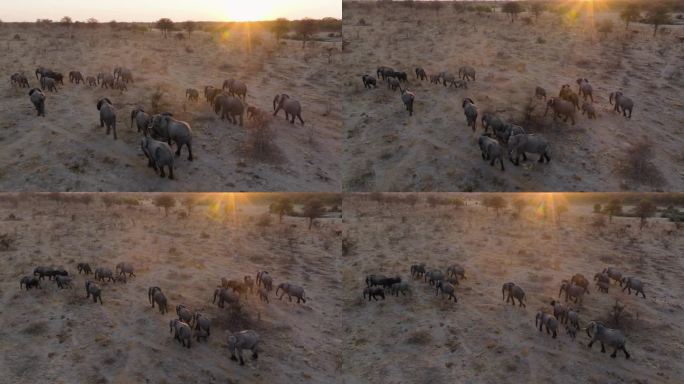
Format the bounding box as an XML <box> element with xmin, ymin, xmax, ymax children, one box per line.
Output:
<box><xmin>225</xmin><ymin>0</ymin><xmax>280</xmax><ymax>22</ymax></box>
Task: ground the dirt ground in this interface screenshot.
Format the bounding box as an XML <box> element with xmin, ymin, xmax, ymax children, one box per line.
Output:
<box><xmin>342</xmin><ymin>4</ymin><xmax>684</xmax><ymax>192</ymax></box>
<box><xmin>340</xmin><ymin>194</ymin><xmax>684</xmax><ymax>383</ymax></box>
<box><xmin>0</xmin><ymin>24</ymin><xmax>341</xmax><ymax>192</ymax></box>
<box><xmin>0</xmin><ymin>194</ymin><xmax>342</xmax><ymax>383</ymax></box>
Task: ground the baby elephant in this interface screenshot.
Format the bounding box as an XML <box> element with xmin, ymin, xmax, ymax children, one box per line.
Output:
<box><xmin>194</xmin><ymin>313</ymin><xmax>211</xmax><ymax>338</ymax></box>
<box><xmin>85</xmin><ymin>280</ymin><xmax>103</xmax><ymax>305</ymax></box>
<box><xmin>55</xmin><ymin>275</ymin><xmax>72</xmax><ymax>289</ymax></box>
<box><xmin>276</xmin><ymin>283</ymin><xmax>307</xmax><ymax>304</ymax></box>
<box><xmin>257</xmin><ymin>287</ymin><xmax>269</xmax><ymax>303</ymax></box>
<box><xmin>363</xmin><ymin>286</ymin><xmax>385</xmax><ymax>301</ymax></box>
<box><xmin>169</xmin><ymin>319</ymin><xmax>192</xmax><ymax>349</ymax></box>
<box><xmin>20</xmin><ymin>276</ymin><xmax>41</xmax><ymax>290</ymax></box>
<box><xmin>148</xmin><ymin>286</ymin><xmax>168</xmax><ymax>314</ymax></box>
<box><xmin>390</xmin><ymin>282</ymin><xmax>410</xmax><ymax>297</ymax></box>
<box><xmin>435</xmin><ymin>281</ymin><xmax>458</xmax><ymax>302</ymax></box>
<box><xmin>535</xmin><ymin>311</ymin><xmax>559</xmax><ymax>338</ymax></box>
<box><xmin>115</xmin><ymin>262</ymin><xmax>135</xmax><ymax>277</ymax></box>
<box><xmin>478</xmin><ymin>135</ymin><xmax>505</xmax><ymax>171</ymax></box>
<box><xmin>502</xmin><ymin>282</ymin><xmax>526</xmax><ymax>307</ymax></box>
<box><xmin>77</xmin><ymin>263</ymin><xmax>92</xmax><ymax>274</ymax></box>
<box><xmin>581</xmin><ymin>102</ymin><xmax>596</xmax><ymax>119</ymax></box>
<box><xmin>362</xmin><ymin>75</ymin><xmax>377</xmax><ymax>89</ymax></box>
<box><xmin>227</xmin><ymin>330</ymin><xmax>261</xmax><ymax>365</ymax></box>
<box><xmin>28</xmin><ymin>88</ymin><xmax>46</xmax><ymax>117</ymax></box>
<box><xmin>621</xmin><ymin>277</ymin><xmax>646</xmax><ymax>298</ymax></box>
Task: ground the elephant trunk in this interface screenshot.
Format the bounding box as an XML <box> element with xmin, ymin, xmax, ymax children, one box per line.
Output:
<box><xmin>609</xmin><ymin>93</ymin><xmax>614</xmax><ymax>105</ymax></box>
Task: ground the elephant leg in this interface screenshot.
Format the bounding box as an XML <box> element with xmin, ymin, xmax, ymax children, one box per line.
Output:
<box><xmin>499</xmin><ymin>158</ymin><xmax>505</xmax><ymax>171</ymax></box>
<box><xmin>168</xmin><ymin>166</ymin><xmax>174</xmax><ymax>180</ymax></box>
<box><xmin>187</xmin><ymin>143</ymin><xmax>193</xmax><ymax>161</ymax></box>
<box><xmin>622</xmin><ymin>347</ymin><xmax>630</xmax><ymax>359</ymax></box>
<box><xmin>538</xmin><ymin>154</ymin><xmax>545</xmax><ymax>163</ymax></box>
<box><xmin>175</xmin><ymin>146</ymin><xmax>182</xmax><ymax>157</ymax></box>
<box><xmin>600</xmin><ymin>342</ymin><xmax>606</xmax><ymax>353</ymax></box>
<box><xmin>298</xmin><ymin>114</ymin><xmax>304</xmax><ymax>125</ymax></box>
<box><xmin>230</xmin><ymin>351</ymin><xmax>238</xmax><ymax>361</ymax></box>
<box><xmin>290</xmin><ymin>115</ymin><xmax>295</xmax><ymax>124</ymax></box>
<box><xmin>522</xmin><ymin>152</ymin><xmax>528</xmax><ymax>161</ymax></box>
<box><xmin>588</xmin><ymin>339</ymin><xmax>595</xmax><ymax>348</ymax></box>
<box><xmin>112</xmin><ymin>126</ymin><xmax>117</xmax><ymax>140</ymax></box>
<box><xmin>489</xmin><ymin>158</ymin><xmax>495</xmax><ymax>167</ymax></box>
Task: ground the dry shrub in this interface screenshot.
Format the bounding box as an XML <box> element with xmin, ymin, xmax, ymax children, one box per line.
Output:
<box><xmin>406</xmin><ymin>330</ymin><xmax>433</xmax><ymax>345</ymax></box>
<box><xmin>615</xmin><ymin>140</ymin><xmax>665</xmax><ymax>187</ymax></box>
<box><xmin>0</xmin><ymin>233</ymin><xmax>16</xmax><ymax>251</ymax></box>
<box><xmin>245</xmin><ymin>112</ymin><xmax>279</xmax><ymax>162</ymax></box>
<box><xmin>149</xmin><ymin>87</ymin><xmax>169</xmax><ymax>114</ymax></box>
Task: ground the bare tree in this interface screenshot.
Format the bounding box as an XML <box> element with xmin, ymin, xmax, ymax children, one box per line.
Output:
<box><xmin>483</xmin><ymin>196</ymin><xmax>507</xmax><ymax>217</ymax></box>
<box><xmin>605</xmin><ymin>199</ymin><xmax>623</xmax><ymax>223</ymax></box>
<box><xmin>183</xmin><ymin>21</ymin><xmax>196</xmax><ymax>38</ymax></box>
<box><xmin>303</xmin><ymin>199</ymin><xmax>325</xmax><ymax>230</ymax></box>
<box><xmin>156</xmin><ymin>18</ymin><xmax>174</xmax><ymax>39</ymax></box>
<box><xmin>272</xmin><ymin>198</ymin><xmax>294</xmax><ymax>223</ymax></box>
<box><xmin>502</xmin><ymin>2</ymin><xmax>523</xmax><ymax>23</ymax></box>
<box><xmin>271</xmin><ymin>18</ymin><xmax>290</xmax><ymax>44</ymax></box>
<box><xmin>645</xmin><ymin>5</ymin><xmax>671</xmax><ymax>37</ymax></box>
<box><xmin>620</xmin><ymin>3</ymin><xmax>641</xmax><ymax>30</ymax></box>
<box><xmin>295</xmin><ymin>18</ymin><xmax>316</xmax><ymax>48</ymax></box>
<box><xmin>634</xmin><ymin>199</ymin><xmax>656</xmax><ymax>230</ymax></box>
<box><xmin>154</xmin><ymin>195</ymin><xmax>176</xmax><ymax>217</ymax></box>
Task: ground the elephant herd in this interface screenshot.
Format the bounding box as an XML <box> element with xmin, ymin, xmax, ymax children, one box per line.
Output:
<box><xmin>507</xmin><ymin>266</ymin><xmax>645</xmax><ymax>360</ymax></box>
<box><xmin>363</xmin><ymin>262</ymin><xmax>467</xmax><ymax>303</ymax></box>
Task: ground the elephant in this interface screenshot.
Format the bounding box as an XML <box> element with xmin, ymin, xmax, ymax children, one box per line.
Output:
<box><xmin>185</xmin><ymin>88</ymin><xmax>199</xmax><ymax>102</ymax></box>
<box><xmin>362</xmin><ymin>74</ymin><xmax>377</xmax><ymax>88</ymax></box>
<box><xmin>273</xmin><ymin>94</ymin><xmax>305</xmax><ymax>125</ymax></box>
<box><xmin>585</xmin><ymin>321</ymin><xmax>630</xmax><ymax>359</ymax></box>
<box><xmin>214</xmin><ymin>94</ymin><xmax>245</xmax><ymax>126</ymax></box>
<box><xmin>602</xmin><ymin>268</ymin><xmax>623</xmax><ymax>286</ymax></box>
<box><xmin>205</xmin><ymin>86</ymin><xmax>222</xmax><ymax>104</ymax></box>
<box><xmin>258</xmin><ymin>287</ymin><xmax>269</xmax><ymax>303</ymax></box>
<box><xmin>35</xmin><ymin>66</ymin><xmax>52</xmax><ymax>81</ymax></box>
<box><xmin>20</xmin><ymin>276</ymin><xmax>41</xmax><ymax>290</ymax></box>
<box><xmin>415</xmin><ymin>67</ymin><xmax>427</xmax><ymax>80</ymax></box>
<box><xmin>176</xmin><ymin>304</ymin><xmax>194</xmax><ymax>326</ymax></box>
<box><xmin>242</xmin><ymin>276</ymin><xmax>255</xmax><ymax>294</ymax></box>
<box><xmin>535</xmin><ymin>86</ymin><xmax>547</xmax><ymax>100</ymax></box>
<box><xmin>441</xmin><ymin>72</ymin><xmax>456</xmax><ymax>87</ymax></box>
<box><xmin>97</xmin><ymin>98</ymin><xmax>118</xmax><ymax>140</ymax></box>
<box><xmin>149</xmin><ymin>113</ymin><xmax>194</xmax><ymax>161</ymax></box>
<box><xmin>11</xmin><ymin>73</ymin><xmax>30</xmax><ymax>88</ymax></box>
<box><xmin>98</xmin><ymin>73</ymin><xmax>115</xmax><ymax>89</ymax></box>
<box><xmin>69</xmin><ymin>71</ymin><xmax>84</xmax><ymax>84</ymax></box>
<box><xmin>400</xmin><ymin>87</ymin><xmax>415</xmax><ymax>116</ymax></box>
<box><xmin>494</xmin><ymin>122</ymin><xmax>525</xmax><ymax>144</ymax></box>
<box><xmin>55</xmin><ymin>275</ymin><xmax>72</xmax><ymax>289</ymax></box>
<box><xmin>478</xmin><ymin>135</ymin><xmax>505</xmax><ymax>171</ymax></box>
<box><xmin>141</xmin><ymin>135</ymin><xmax>175</xmax><ymax>179</ymax></box>
<box><xmin>378</xmin><ymin>276</ymin><xmax>401</xmax><ymax>290</ymax></box>
<box><xmin>410</xmin><ymin>263</ymin><xmax>426</xmax><ymax>278</ymax></box>
<box><xmin>366</xmin><ymin>274</ymin><xmax>387</xmax><ymax>287</ymax></box>
<box><xmin>395</xmin><ymin>71</ymin><xmax>408</xmax><ymax>82</ymax></box>
<box><xmin>223</xmin><ymin>79</ymin><xmax>247</xmax><ymax>100</ymax></box>
<box><xmin>559</xmin><ymin>280</ymin><xmax>587</xmax><ymax>304</ymax></box>
<box><xmin>40</xmin><ymin>77</ymin><xmax>58</xmax><ymax>93</ymax></box>
<box><xmin>213</xmin><ymin>287</ymin><xmax>240</xmax><ymax>308</ymax></box>
<box><xmin>481</xmin><ymin>112</ymin><xmax>505</xmax><ymax>134</ymax></box>
<box><xmin>535</xmin><ymin>312</ymin><xmax>559</xmax><ymax>338</ymax></box>
<box><xmin>28</xmin><ymin>88</ymin><xmax>46</xmax><ymax>117</ymax></box>
<box><xmin>276</xmin><ymin>283</ymin><xmax>307</xmax><ymax>303</ymax></box>
<box><xmin>570</xmin><ymin>274</ymin><xmax>590</xmax><ymax>294</ymax></box>
<box><xmin>94</xmin><ymin>267</ymin><xmax>114</xmax><ymax>282</ymax></box>
<box><xmin>363</xmin><ymin>286</ymin><xmax>385</xmax><ymax>301</ymax></box>
<box><xmin>131</xmin><ymin>108</ymin><xmax>151</xmax><ymax>133</ymax></box>
<box><xmin>86</xmin><ymin>76</ymin><xmax>97</xmax><ymax>87</ymax></box>
<box><xmin>621</xmin><ymin>277</ymin><xmax>646</xmax><ymax>298</ymax></box>
<box><xmin>559</xmin><ymin>85</ymin><xmax>580</xmax><ymax>110</ymax></box>
<box><xmin>446</xmin><ymin>264</ymin><xmax>466</xmax><ymax>280</ymax></box>
<box><xmin>508</xmin><ymin>134</ymin><xmax>550</xmax><ymax>165</ymax></box>
<box><xmin>550</xmin><ymin>300</ymin><xmax>567</xmax><ymax>324</ymax></box>
<box><xmin>376</xmin><ymin>66</ymin><xmax>394</xmax><ymax>81</ymax></box>
<box><xmin>117</xmin><ymin>68</ymin><xmax>134</xmax><ymax>83</ymax></box>
<box><xmin>435</xmin><ymin>281</ymin><xmax>458</xmax><ymax>302</ymax></box>
<box><xmin>33</xmin><ymin>266</ymin><xmax>54</xmax><ymax>280</ymax></box>
<box><xmin>115</xmin><ymin>262</ymin><xmax>135</xmax><ymax>277</ymax></box>
<box><xmin>222</xmin><ymin>279</ymin><xmax>249</xmax><ymax>296</ymax></box>
<box><xmin>462</xmin><ymin>98</ymin><xmax>478</xmax><ymax>131</ymax></box>
<box><xmin>169</xmin><ymin>319</ymin><xmax>192</xmax><ymax>348</ymax></box>
<box><xmin>149</xmin><ymin>287</ymin><xmax>168</xmax><ymax>313</ymax></box>
<box><xmin>544</xmin><ymin>98</ymin><xmax>576</xmax><ymax>125</ymax></box>
<box><xmin>256</xmin><ymin>271</ymin><xmax>273</xmax><ymax>291</ymax></box>
<box><xmin>502</xmin><ymin>282</ymin><xmax>526</xmax><ymax>307</ymax></box>
<box><xmin>576</xmin><ymin>78</ymin><xmax>593</xmax><ymax>102</ymax></box>
<box><xmin>387</xmin><ymin>77</ymin><xmax>400</xmax><ymax>91</ymax></box>
<box><xmin>85</xmin><ymin>280</ymin><xmax>103</xmax><ymax>304</ymax></box>
<box><xmin>113</xmin><ymin>80</ymin><xmax>128</xmax><ymax>92</ymax></box>
<box><xmin>609</xmin><ymin>92</ymin><xmax>633</xmax><ymax>118</ymax></box>
<box><xmin>194</xmin><ymin>313</ymin><xmax>210</xmax><ymax>336</ymax></box>
<box><xmin>390</xmin><ymin>282</ymin><xmax>410</xmax><ymax>296</ymax></box>
<box><xmin>429</xmin><ymin>74</ymin><xmax>441</xmax><ymax>84</ymax></box>
<box><xmin>227</xmin><ymin>330</ymin><xmax>261</xmax><ymax>365</ymax></box>
<box><xmin>581</xmin><ymin>102</ymin><xmax>596</xmax><ymax>119</ymax></box>
<box><xmin>77</xmin><ymin>263</ymin><xmax>92</xmax><ymax>274</ymax></box>
<box><xmin>458</xmin><ymin>65</ymin><xmax>476</xmax><ymax>81</ymax></box>
<box><xmin>40</xmin><ymin>71</ymin><xmax>63</xmax><ymax>85</ymax></box>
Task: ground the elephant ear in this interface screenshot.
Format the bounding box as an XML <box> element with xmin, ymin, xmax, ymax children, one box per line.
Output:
<box><xmin>29</xmin><ymin>89</ymin><xmax>36</xmax><ymax>96</ymax></box>
<box><xmin>96</xmin><ymin>99</ymin><xmax>104</xmax><ymax>110</ymax></box>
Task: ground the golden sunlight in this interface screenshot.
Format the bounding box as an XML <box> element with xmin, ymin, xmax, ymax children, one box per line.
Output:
<box><xmin>224</xmin><ymin>0</ymin><xmax>281</xmax><ymax>22</ymax></box>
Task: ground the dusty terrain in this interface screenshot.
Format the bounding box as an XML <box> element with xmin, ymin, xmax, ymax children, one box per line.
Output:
<box><xmin>340</xmin><ymin>194</ymin><xmax>684</xmax><ymax>383</ymax></box>
<box><xmin>0</xmin><ymin>23</ymin><xmax>341</xmax><ymax>192</ymax></box>
<box><xmin>342</xmin><ymin>3</ymin><xmax>684</xmax><ymax>191</ymax></box>
<box><xmin>0</xmin><ymin>194</ymin><xmax>342</xmax><ymax>383</ymax></box>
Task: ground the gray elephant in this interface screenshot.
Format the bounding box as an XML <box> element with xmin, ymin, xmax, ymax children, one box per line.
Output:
<box><xmin>387</xmin><ymin>77</ymin><xmax>400</xmax><ymax>91</ymax></box>
<box><xmin>462</xmin><ymin>98</ymin><xmax>478</xmax><ymax>131</ymax></box>
<box><xmin>400</xmin><ymin>87</ymin><xmax>415</xmax><ymax>116</ymax></box>
<box><xmin>20</xmin><ymin>276</ymin><xmax>41</xmax><ymax>290</ymax></box>
<box><xmin>150</xmin><ymin>113</ymin><xmax>194</xmax><ymax>161</ymax></box>
<box><xmin>185</xmin><ymin>88</ymin><xmax>199</xmax><ymax>102</ymax></box>
<box><xmin>363</xmin><ymin>286</ymin><xmax>385</xmax><ymax>301</ymax></box>
<box><xmin>559</xmin><ymin>280</ymin><xmax>586</xmax><ymax>304</ymax></box>
<box><xmin>142</xmin><ymin>136</ymin><xmax>175</xmax><ymax>179</ymax></box>
<box><xmin>544</xmin><ymin>98</ymin><xmax>576</xmax><ymax>125</ymax></box>
<box><xmin>227</xmin><ymin>330</ymin><xmax>261</xmax><ymax>365</ymax></box>
<box><xmin>69</xmin><ymin>71</ymin><xmax>84</xmax><ymax>84</ymax></box>
<box><xmin>117</xmin><ymin>68</ymin><xmax>134</xmax><ymax>83</ymax></box>
<box><xmin>559</xmin><ymin>85</ymin><xmax>580</xmax><ymax>110</ymax></box>
<box><xmin>214</xmin><ymin>94</ymin><xmax>245</xmax><ymax>126</ymax></box>
<box><xmin>28</xmin><ymin>88</ymin><xmax>46</xmax><ymax>117</ymax></box>
<box><xmin>441</xmin><ymin>72</ymin><xmax>456</xmax><ymax>87</ymax></box>
<box><xmin>502</xmin><ymin>282</ymin><xmax>526</xmax><ymax>307</ymax></box>
<box><xmin>273</xmin><ymin>94</ymin><xmax>305</xmax><ymax>125</ymax></box>
<box><xmin>40</xmin><ymin>77</ymin><xmax>58</xmax><ymax>93</ymax></box>
<box><xmin>223</xmin><ymin>79</ymin><xmax>247</xmax><ymax>100</ymax></box>
<box><xmin>586</xmin><ymin>321</ymin><xmax>630</xmax><ymax>359</ymax></box>
<box><xmin>213</xmin><ymin>287</ymin><xmax>240</xmax><ymax>308</ymax></box>
<box><xmin>98</xmin><ymin>73</ymin><xmax>115</xmax><ymax>89</ymax></box>
<box><xmin>131</xmin><ymin>108</ymin><xmax>151</xmax><ymax>133</ymax></box>
<box><xmin>94</xmin><ymin>267</ymin><xmax>114</xmax><ymax>282</ymax></box>
<box><xmin>35</xmin><ymin>66</ymin><xmax>52</xmax><ymax>81</ymax></box>
<box><xmin>115</xmin><ymin>262</ymin><xmax>135</xmax><ymax>277</ymax></box>
<box><xmin>85</xmin><ymin>280</ymin><xmax>103</xmax><ymax>304</ymax></box>
<box><xmin>169</xmin><ymin>319</ymin><xmax>192</xmax><ymax>348</ymax></box>
<box><xmin>581</xmin><ymin>102</ymin><xmax>596</xmax><ymax>119</ymax></box>
<box><xmin>97</xmin><ymin>98</ymin><xmax>118</xmax><ymax>140</ymax></box>
<box><xmin>458</xmin><ymin>65</ymin><xmax>476</xmax><ymax>81</ymax></box>
<box><xmin>256</xmin><ymin>271</ymin><xmax>273</xmax><ymax>291</ymax></box>
<box><xmin>535</xmin><ymin>86</ymin><xmax>547</xmax><ymax>100</ymax></box>
<box><xmin>86</xmin><ymin>76</ymin><xmax>97</xmax><ymax>87</ymax></box>
<box><xmin>77</xmin><ymin>263</ymin><xmax>92</xmax><ymax>274</ymax></box>
<box><xmin>481</xmin><ymin>112</ymin><xmax>505</xmax><ymax>134</ymax></box>
<box><xmin>535</xmin><ymin>312</ymin><xmax>558</xmax><ymax>338</ymax></box>
<box><xmin>376</xmin><ymin>66</ymin><xmax>394</xmax><ymax>81</ymax></box>
<box><xmin>194</xmin><ymin>313</ymin><xmax>211</xmax><ymax>336</ymax></box>
<box><xmin>205</xmin><ymin>86</ymin><xmax>222</xmax><ymax>104</ymax></box>
<box><xmin>362</xmin><ymin>74</ymin><xmax>377</xmax><ymax>88</ymax></box>
<box><xmin>415</xmin><ymin>67</ymin><xmax>427</xmax><ymax>80</ymax></box>
<box><xmin>478</xmin><ymin>135</ymin><xmax>505</xmax><ymax>171</ymax></box>
<box><xmin>495</xmin><ymin>122</ymin><xmax>525</xmax><ymax>144</ymax></box>
<box><xmin>609</xmin><ymin>92</ymin><xmax>633</xmax><ymax>118</ymax></box>
<box><xmin>55</xmin><ymin>275</ymin><xmax>72</xmax><ymax>289</ymax></box>
<box><xmin>436</xmin><ymin>281</ymin><xmax>458</xmax><ymax>302</ymax></box>
<box><xmin>508</xmin><ymin>134</ymin><xmax>550</xmax><ymax>165</ymax></box>
<box><xmin>176</xmin><ymin>304</ymin><xmax>194</xmax><ymax>326</ymax></box>
<box><xmin>149</xmin><ymin>286</ymin><xmax>168</xmax><ymax>313</ymax></box>
<box><xmin>576</xmin><ymin>78</ymin><xmax>593</xmax><ymax>102</ymax></box>
<box><xmin>276</xmin><ymin>283</ymin><xmax>307</xmax><ymax>303</ymax></box>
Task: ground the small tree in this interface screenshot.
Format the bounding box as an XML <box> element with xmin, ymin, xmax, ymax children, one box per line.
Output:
<box><xmin>154</xmin><ymin>195</ymin><xmax>176</xmax><ymax>217</ymax></box>
<box><xmin>483</xmin><ymin>196</ymin><xmax>507</xmax><ymax>217</ymax></box>
<box><xmin>183</xmin><ymin>21</ymin><xmax>196</xmax><ymax>38</ymax></box>
<box><xmin>303</xmin><ymin>199</ymin><xmax>325</xmax><ymax>230</ymax></box>
<box><xmin>645</xmin><ymin>5</ymin><xmax>671</xmax><ymax>37</ymax></box>
<box><xmin>604</xmin><ymin>199</ymin><xmax>623</xmax><ymax>223</ymax></box>
<box><xmin>157</xmin><ymin>18</ymin><xmax>174</xmax><ymax>38</ymax></box>
<box><xmin>530</xmin><ymin>2</ymin><xmax>545</xmax><ymax>21</ymax></box>
<box><xmin>555</xmin><ymin>204</ymin><xmax>568</xmax><ymax>224</ymax></box>
<box><xmin>634</xmin><ymin>199</ymin><xmax>656</xmax><ymax>230</ymax></box>
<box><xmin>181</xmin><ymin>196</ymin><xmax>197</xmax><ymax>216</ymax></box>
<box><xmin>593</xmin><ymin>203</ymin><xmax>602</xmax><ymax>213</ymax></box>
<box><xmin>60</xmin><ymin>16</ymin><xmax>73</xmax><ymax>28</ymax></box>
<box><xmin>620</xmin><ymin>3</ymin><xmax>641</xmax><ymax>30</ymax></box>
<box><xmin>597</xmin><ymin>19</ymin><xmax>614</xmax><ymax>39</ymax></box>
<box><xmin>87</xmin><ymin>18</ymin><xmax>99</xmax><ymax>28</ymax></box>
<box><xmin>295</xmin><ymin>18</ymin><xmax>316</xmax><ymax>48</ymax></box>
<box><xmin>502</xmin><ymin>2</ymin><xmax>523</xmax><ymax>23</ymax></box>
<box><xmin>272</xmin><ymin>198</ymin><xmax>294</xmax><ymax>223</ymax></box>
<box><xmin>271</xmin><ymin>18</ymin><xmax>290</xmax><ymax>44</ymax></box>
<box><xmin>512</xmin><ymin>198</ymin><xmax>528</xmax><ymax>215</ymax></box>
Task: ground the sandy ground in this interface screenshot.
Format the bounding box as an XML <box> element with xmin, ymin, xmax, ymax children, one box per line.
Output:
<box><xmin>340</xmin><ymin>194</ymin><xmax>684</xmax><ymax>383</ymax></box>
<box><xmin>0</xmin><ymin>194</ymin><xmax>342</xmax><ymax>383</ymax></box>
<box><xmin>0</xmin><ymin>24</ymin><xmax>341</xmax><ymax>192</ymax></box>
<box><xmin>342</xmin><ymin>5</ymin><xmax>684</xmax><ymax>192</ymax></box>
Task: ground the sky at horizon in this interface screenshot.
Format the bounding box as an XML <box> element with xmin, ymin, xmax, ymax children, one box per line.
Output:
<box><xmin>0</xmin><ymin>0</ymin><xmax>341</xmax><ymax>22</ymax></box>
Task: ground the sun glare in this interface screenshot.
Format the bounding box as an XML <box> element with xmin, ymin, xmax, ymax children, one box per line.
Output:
<box><xmin>225</xmin><ymin>0</ymin><xmax>280</xmax><ymax>22</ymax></box>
